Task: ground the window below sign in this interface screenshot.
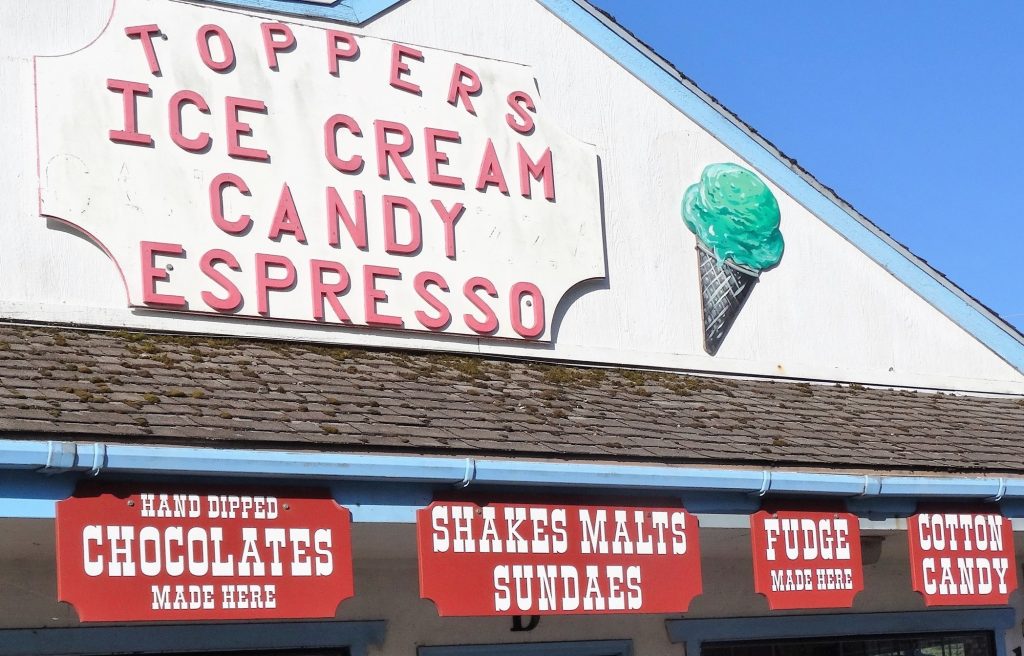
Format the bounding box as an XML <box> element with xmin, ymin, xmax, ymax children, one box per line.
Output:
<box><xmin>702</xmin><ymin>631</ymin><xmax>994</xmax><ymax>656</ymax></box>
<box><xmin>419</xmin><ymin>639</ymin><xmax>633</xmax><ymax>656</ymax></box>
<box><xmin>132</xmin><ymin>651</ymin><xmax>349</xmax><ymax>656</ymax></box>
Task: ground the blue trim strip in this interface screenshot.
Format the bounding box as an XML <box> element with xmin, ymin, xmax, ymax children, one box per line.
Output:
<box><xmin>3</xmin><ymin>440</ymin><xmax>1024</xmax><ymax>520</ymax></box>
<box><xmin>420</xmin><ymin>640</ymin><xmax>632</xmax><ymax>656</ymax></box>
<box><xmin>32</xmin><ymin>442</ymin><xmax>470</xmax><ymax>482</ymax></box>
<box><xmin>202</xmin><ymin>0</ymin><xmax>398</xmax><ymax>24</ymax></box>
<box><xmin>880</xmin><ymin>476</ymin><xmax>1008</xmax><ymax>498</ymax></box>
<box><xmin>332</xmin><ymin>481</ymin><xmax>433</xmax><ymax>522</ymax></box>
<box><xmin>0</xmin><ymin>620</ymin><xmax>386</xmax><ymax>656</ymax></box>
<box><xmin>472</xmin><ymin>460</ymin><xmax>771</xmax><ymax>492</ymax></box>
<box><xmin>1003</xmin><ymin>479</ymin><xmax>1024</xmax><ymax>497</ymax></box>
<box><xmin>667</xmin><ymin>609</ymin><xmax>1014</xmax><ymax>656</ymax></box>
<box><xmin>0</xmin><ymin>471</ymin><xmax>76</xmax><ymax>518</ymax></box>
<box><xmin>533</xmin><ymin>0</ymin><xmax>1024</xmax><ymax>371</ymax></box>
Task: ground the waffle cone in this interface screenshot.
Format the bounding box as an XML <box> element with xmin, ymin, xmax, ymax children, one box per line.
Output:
<box><xmin>696</xmin><ymin>244</ymin><xmax>759</xmax><ymax>355</ymax></box>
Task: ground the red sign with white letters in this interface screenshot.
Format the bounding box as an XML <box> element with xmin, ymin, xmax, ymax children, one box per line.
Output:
<box><xmin>56</xmin><ymin>484</ymin><xmax>354</xmax><ymax>622</ymax></box>
<box><xmin>907</xmin><ymin>509</ymin><xmax>1017</xmax><ymax>606</ymax></box>
<box><xmin>416</xmin><ymin>500</ymin><xmax>702</xmax><ymax>616</ymax></box>
<box><xmin>750</xmin><ymin>509</ymin><xmax>863</xmax><ymax>610</ymax></box>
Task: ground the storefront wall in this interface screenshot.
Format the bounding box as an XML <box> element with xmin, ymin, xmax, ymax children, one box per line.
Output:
<box><xmin>1</xmin><ymin>514</ymin><xmax>1021</xmax><ymax>655</ymax></box>
<box><xmin>2</xmin><ymin>0</ymin><xmax>1024</xmax><ymax>655</ymax></box>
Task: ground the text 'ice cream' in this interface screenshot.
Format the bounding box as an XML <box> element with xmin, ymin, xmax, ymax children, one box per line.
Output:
<box><xmin>682</xmin><ymin>163</ymin><xmax>784</xmax><ymax>355</ymax></box>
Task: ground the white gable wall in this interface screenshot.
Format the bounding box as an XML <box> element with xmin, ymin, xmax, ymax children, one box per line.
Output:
<box><xmin>0</xmin><ymin>0</ymin><xmax>1021</xmax><ymax>394</ymax></box>
<box><xmin>361</xmin><ymin>0</ymin><xmax>1024</xmax><ymax>391</ymax></box>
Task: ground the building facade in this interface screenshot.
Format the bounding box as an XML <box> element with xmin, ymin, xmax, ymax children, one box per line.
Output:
<box><xmin>1</xmin><ymin>1</ymin><xmax>1023</xmax><ymax>655</ymax></box>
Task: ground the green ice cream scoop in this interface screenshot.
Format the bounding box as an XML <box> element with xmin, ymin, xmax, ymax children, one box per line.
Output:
<box><xmin>682</xmin><ymin>163</ymin><xmax>784</xmax><ymax>272</ymax></box>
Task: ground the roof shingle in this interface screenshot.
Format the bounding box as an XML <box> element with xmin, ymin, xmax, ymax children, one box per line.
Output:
<box><xmin>0</xmin><ymin>323</ymin><xmax>1022</xmax><ymax>474</ymax></box>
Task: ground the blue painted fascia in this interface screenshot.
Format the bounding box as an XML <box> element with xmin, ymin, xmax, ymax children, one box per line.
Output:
<box><xmin>8</xmin><ymin>441</ymin><xmax>468</xmax><ymax>482</ymax></box>
<box><xmin>879</xmin><ymin>475</ymin><xmax>1008</xmax><ymax>498</ymax></box>
<box><xmin>472</xmin><ymin>460</ymin><xmax>767</xmax><ymax>492</ymax></box>
<box><xmin>200</xmin><ymin>0</ymin><xmax>400</xmax><ymax>24</ymax></box>
<box><xmin>0</xmin><ymin>471</ymin><xmax>77</xmax><ymax>519</ymax></box>
<box><xmin>1002</xmin><ymin>478</ymin><xmax>1024</xmax><ymax>497</ymax></box>
<box><xmin>4</xmin><ymin>440</ymin><xmax>1024</xmax><ymax>521</ymax></box>
<box><xmin>0</xmin><ymin>440</ymin><xmax>871</xmax><ymax>496</ymax></box>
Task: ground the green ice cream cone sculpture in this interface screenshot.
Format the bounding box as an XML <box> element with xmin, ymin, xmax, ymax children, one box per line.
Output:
<box><xmin>693</xmin><ymin>243</ymin><xmax>760</xmax><ymax>356</ymax></box>
<box><xmin>682</xmin><ymin>163</ymin><xmax>784</xmax><ymax>355</ymax></box>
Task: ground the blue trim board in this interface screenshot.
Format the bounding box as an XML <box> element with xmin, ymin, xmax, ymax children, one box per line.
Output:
<box><xmin>0</xmin><ymin>471</ymin><xmax>76</xmax><ymax>519</ymax></box>
<box><xmin>4</xmin><ymin>440</ymin><xmax>1024</xmax><ymax>520</ymax></box>
<box><xmin>196</xmin><ymin>0</ymin><xmax>1024</xmax><ymax>371</ymax></box>
<box><xmin>203</xmin><ymin>0</ymin><xmax>400</xmax><ymax>24</ymax></box>
<box><xmin>420</xmin><ymin>640</ymin><xmax>632</xmax><ymax>656</ymax></box>
<box><xmin>667</xmin><ymin>609</ymin><xmax>1015</xmax><ymax>656</ymax></box>
<box><xmin>0</xmin><ymin>620</ymin><xmax>386</xmax><ymax>656</ymax></box>
<box><xmin>0</xmin><ymin>470</ymin><xmax>431</xmax><ymax>523</ymax></box>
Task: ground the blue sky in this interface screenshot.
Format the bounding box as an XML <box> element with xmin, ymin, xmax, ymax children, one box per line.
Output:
<box><xmin>589</xmin><ymin>1</ymin><xmax>1024</xmax><ymax>331</ymax></box>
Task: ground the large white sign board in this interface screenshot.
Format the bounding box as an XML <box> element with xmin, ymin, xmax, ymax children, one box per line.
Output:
<box><xmin>4</xmin><ymin>0</ymin><xmax>1020</xmax><ymax>392</ymax></box>
<box><xmin>36</xmin><ymin>0</ymin><xmax>606</xmax><ymax>341</ymax></box>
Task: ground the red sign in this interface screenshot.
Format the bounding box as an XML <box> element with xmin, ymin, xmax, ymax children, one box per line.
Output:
<box><xmin>908</xmin><ymin>509</ymin><xmax>1017</xmax><ymax>606</ymax></box>
<box><xmin>56</xmin><ymin>484</ymin><xmax>354</xmax><ymax>622</ymax></box>
<box><xmin>417</xmin><ymin>500</ymin><xmax>702</xmax><ymax>616</ymax></box>
<box><xmin>750</xmin><ymin>510</ymin><xmax>863</xmax><ymax>610</ymax></box>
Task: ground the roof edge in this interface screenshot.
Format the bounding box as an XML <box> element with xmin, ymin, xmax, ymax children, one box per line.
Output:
<box><xmin>6</xmin><ymin>438</ymin><xmax>1024</xmax><ymax>498</ymax></box>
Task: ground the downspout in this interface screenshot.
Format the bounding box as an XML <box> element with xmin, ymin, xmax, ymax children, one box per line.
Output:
<box><xmin>987</xmin><ymin>478</ymin><xmax>1007</xmax><ymax>502</ymax></box>
<box><xmin>457</xmin><ymin>458</ymin><xmax>477</xmax><ymax>488</ymax></box>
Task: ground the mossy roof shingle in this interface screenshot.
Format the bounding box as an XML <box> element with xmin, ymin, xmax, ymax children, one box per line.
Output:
<box><xmin>0</xmin><ymin>323</ymin><xmax>1022</xmax><ymax>474</ymax></box>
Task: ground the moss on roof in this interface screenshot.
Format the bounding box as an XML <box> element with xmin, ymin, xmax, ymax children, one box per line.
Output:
<box><xmin>0</xmin><ymin>323</ymin><xmax>1022</xmax><ymax>474</ymax></box>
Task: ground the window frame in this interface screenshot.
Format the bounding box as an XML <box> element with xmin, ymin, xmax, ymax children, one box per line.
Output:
<box><xmin>0</xmin><ymin>620</ymin><xmax>385</xmax><ymax>656</ymax></box>
<box><xmin>701</xmin><ymin>629</ymin><xmax>996</xmax><ymax>656</ymax></box>
<box><xmin>419</xmin><ymin>639</ymin><xmax>633</xmax><ymax>656</ymax></box>
<box><xmin>666</xmin><ymin>609</ymin><xmax>1014</xmax><ymax>656</ymax></box>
